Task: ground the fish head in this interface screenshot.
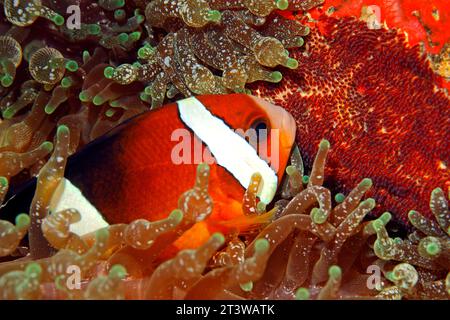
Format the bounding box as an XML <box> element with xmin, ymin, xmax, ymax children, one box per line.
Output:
<box><xmin>193</xmin><ymin>94</ymin><xmax>297</xmax><ymax>204</ymax></box>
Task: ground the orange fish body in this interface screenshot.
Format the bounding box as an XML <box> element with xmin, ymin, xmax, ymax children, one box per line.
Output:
<box><xmin>54</xmin><ymin>94</ymin><xmax>296</xmax><ymax>251</ymax></box>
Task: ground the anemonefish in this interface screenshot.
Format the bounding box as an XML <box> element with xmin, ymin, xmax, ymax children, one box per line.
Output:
<box><xmin>7</xmin><ymin>94</ymin><xmax>296</xmax><ymax>251</ymax></box>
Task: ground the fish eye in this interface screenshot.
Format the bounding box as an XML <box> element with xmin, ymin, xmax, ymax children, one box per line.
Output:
<box><xmin>251</xmin><ymin>119</ymin><xmax>269</xmax><ymax>134</ymax></box>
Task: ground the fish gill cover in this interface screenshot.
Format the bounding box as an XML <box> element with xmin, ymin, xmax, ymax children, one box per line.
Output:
<box><xmin>0</xmin><ymin>0</ymin><xmax>448</xmax><ymax>300</ymax></box>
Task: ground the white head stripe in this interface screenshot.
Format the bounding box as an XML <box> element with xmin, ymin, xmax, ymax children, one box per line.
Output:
<box><xmin>50</xmin><ymin>178</ymin><xmax>109</xmax><ymax>236</ymax></box>
<box><xmin>177</xmin><ymin>97</ymin><xmax>278</xmax><ymax>204</ymax></box>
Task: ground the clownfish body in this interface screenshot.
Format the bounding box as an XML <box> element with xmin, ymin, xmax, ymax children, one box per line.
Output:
<box><xmin>10</xmin><ymin>94</ymin><xmax>297</xmax><ymax>252</ymax></box>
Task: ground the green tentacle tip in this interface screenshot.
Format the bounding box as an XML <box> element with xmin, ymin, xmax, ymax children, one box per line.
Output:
<box><xmin>328</xmin><ymin>265</ymin><xmax>342</xmax><ymax>279</ymax></box>
<box><xmin>2</xmin><ymin>106</ymin><xmax>14</xmax><ymax>119</ymax></box>
<box><xmin>138</xmin><ymin>47</ymin><xmax>148</xmax><ymax>58</ymax></box>
<box><xmin>1</xmin><ymin>74</ymin><xmax>13</xmax><ymax>87</ymax></box>
<box><xmin>88</xmin><ymin>24</ymin><xmax>101</xmax><ymax>35</ymax></box>
<box><xmin>211</xmin><ymin>233</ymin><xmax>225</xmax><ymax>246</ymax></box>
<box><xmin>114</xmin><ymin>9</ymin><xmax>126</xmax><ymax>20</ymax></box>
<box><xmin>109</xmin><ymin>100</ymin><xmax>120</xmax><ymax>108</ymax></box>
<box><xmin>138</xmin><ymin>47</ymin><xmax>150</xmax><ymax>59</ymax></box>
<box><xmin>385</xmin><ymin>271</ymin><xmax>395</xmax><ymax>282</ymax></box>
<box><xmin>257</xmin><ymin>201</ymin><xmax>266</xmax><ymax>213</ymax></box>
<box><xmin>421</xmin><ymin>237</ymin><xmax>441</xmax><ymax>256</ymax></box>
<box><xmin>302</xmin><ymin>175</ymin><xmax>309</xmax><ymax>184</ymax></box>
<box><xmin>303</xmin><ymin>26</ymin><xmax>311</xmax><ymax>36</ymax></box>
<box><xmin>15</xmin><ymin>213</ymin><xmax>30</xmax><ymax>228</ymax></box>
<box><xmin>207</xmin><ymin>10</ymin><xmax>221</xmax><ymax>22</ymax></box>
<box><xmin>93</xmin><ymin>96</ymin><xmax>104</xmax><ymax>106</ymax></box>
<box><xmin>276</xmin><ymin>0</ymin><xmax>289</xmax><ymax>10</ymax></box>
<box><xmin>431</xmin><ymin>187</ymin><xmax>442</xmax><ymax>195</ymax></box>
<box><xmin>44</xmin><ymin>104</ymin><xmax>56</xmax><ymax>114</ymax></box>
<box><xmin>197</xmin><ymin>162</ymin><xmax>210</xmax><ymax>173</ymax></box>
<box><xmin>110</xmin><ymin>264</ymin><xmax>127</xmax><ymax>279</ymax></box>
<box><xmin>296</xmin><ymin>37</ymin><xmax>304</xmax><ymax>47</ymax></box>
<box><xmin>144</xmin><ymin>86</ymin><xmax>153</xmax><ymax>96</ymax></box>
<box><xmin>61</xmin><ymin>77</ymin><xmax>72</xmax><ymax>88</ymax></box>
<box><xmin>255</xmin><ymin>238</ymin><xmax>269</xmax><ymax>253</ymax></box>
<box><xmin>54</xmin><ymin>274</ymin><xmax>67</xmax><ymax>291</ymax></box>
<box><xmin>285</xmin><ymin>58</ymin><xmax>298</xmax><ymax>69</ymax></box>
<box><xmin>295</xmin><ymin>287</ymin><xmax>310</xmax><ymax>300</ymax></box>
<box><xmin>83</xmin><ymin>50</ymin><xmax>90</xmax><ymax>60</ymax></box>
<box><xmin>0</xmin><ymin>176</ymin><xmax>8</xmax><ymax>188</ymax></box>
<box><xmin>96</xmin><ymin>227</ymin><xmax>109</xmax><ymax>242</ymax></box>
<box><xmin>286</xmin><ymin>165</ymin><xmax>297</xmax><ymax>176</ymax></box>
<box><xmin>364</xmin><ymin>198</ymin><xmax>376</xmax><ymax>208</ymax></box>
<box><xmin>79</xmin><ymin>90</ymin><xmax>90</xmax><ymax>102</ymax></box>
<box><xmin>234</xmin><ymin>88</ymin><xmax>246</xmax><ymax>95</ymax></box>
<box><xmin>130</xmin><ymin>32</ymin><xmax>141</xmax><ymax>42</ymax></box>
<box><xmin>140</xmin><ymin>92</ymin><xmax>150</xmax><ymax>102</ymax></box>
<box><xmin>319</xmin><ymin>139</ymin><xmax>330</xmax><ymax>149</ymax></box>
<box><xmin>41</xmin><ymin>141</ymin><xmax>54</xmax><ymax>152</ymax></box>
<box><xmin>361</xmin><ymin>178</ymin><xmax>373</xmax><ymax>187</ymax></box>
<box><xmin>311</xmin><ymin>208</ymin><xmax>327</xmax><ymax>224</ymax></box>
<box><xmin>379</xmin><ymin>212</ymin><xmax>392</xmax><ymax>224</ymax></box>
<box><xmin>240</xmin><ymin>281</ymin><xmax>253</xmax><ymax>292</ymax></box>
<box><xmin>118</xmin><ymin>33</ymin><xmax>129</xmax><ymax>44</ymax></box>
<box><xmin>408</xmin><ymin>210</ymin><xmax>418</xmax><ymax>222</ymax></box>
<box><xmin>57</xmin><ymin>124</ymin><xmax>70</xmax><ymax>136</ymax></box>
<box><xmin>169</xmin><ymin>209</ymin><xmax>184</xmax><ymax>223</ymax></box>
<box><xmin>25</xmin><ymin>263</ymin><xmax>42</xmax><ymax>276</ymax></box>
<box><xmin>426</xmin><ymin>242</ymin><xmax>440</xmax><ymax>256</ymax></box>
<box><xmin>105</xmin><ymin>109</ymin><xmax>116</xmax><ymax>117</ymax></box>
<box><xmin>136</xmin><ymin>15</ymin><xmax>145</xmax><ymax>24</ymax></box>
<box><xmin>335</xmin><ymin>193</ymin><xmax>345</xmax><ymax>203</ymax></box>
<box><xmin>52</xmin><ymin>15</ymin><xmax>65</xmax><ymax>26</ymax></box>
<box><xmin>116</xmin><ymin>0</ymin><xmax>125</xmax><ymax>7</ymax></box>
<box><xmin>270</xmin><ymin>71</ymin><xmax>283</xmax><ymax>83</ymax></box>
<box><xmin>104</xmin><ymin>66</ymin><xmax>115</xmax><ymax>79</ymax></box>
<box><xmin>65</xmin><ymin>60</ymin><xmax>79</xmax><ymax>72</ymax></box>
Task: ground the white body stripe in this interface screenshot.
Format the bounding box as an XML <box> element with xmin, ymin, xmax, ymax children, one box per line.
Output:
<box><xmin>50</xmin><ymin>178</ymin><xmax>109</xmax><ymax>236</ymax></box>
<box><xmin>177</xmin><ymin>97</ymin><xmax>278</xmax><ymax>204</ymax></box>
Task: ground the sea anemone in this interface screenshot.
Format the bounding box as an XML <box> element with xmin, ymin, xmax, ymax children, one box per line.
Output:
<box><xmin>1</xmin><ymin>133</ymin><xmax>447</xmax><ymax>299</ymax></box>
<box><xmin>253</xmin><ymin>15</ymin><xmax>450</xmax><ymax>227</ymax></box>
<box><xmin>0</xmin><ymin>1</ymin><xmax>448</xmax><ymax>301</ymax></box>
